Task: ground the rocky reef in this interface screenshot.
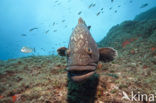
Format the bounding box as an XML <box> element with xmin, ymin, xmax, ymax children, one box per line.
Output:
<box><xmin>97</xmin><ymin>6</ymin><xmax>156</xmax><ymax>102</ymax></box>
<box><xmin>134</xmin><ymin>7</ymin><xmax>156</xmax><ymax>21</ymax></box>
<box><xmin>0</xmin><ymin>56</ymin><xmax>68</xmax><ymax>103</ymax></box>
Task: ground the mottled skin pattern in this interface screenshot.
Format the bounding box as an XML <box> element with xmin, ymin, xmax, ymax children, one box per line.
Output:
<box><xmin>57</xmin><ymin>17</ymin><xmax>117</xmax><ymax>82</ymax></box>
<box><xmin>66</xmin><ymin>18</ymin><xmax>100</xmax><ymax>81</ymax></box>
<box><xmin>68</xmin><ymin>19</ymin><xmax>99</xmax><ymax>66</ymax></box>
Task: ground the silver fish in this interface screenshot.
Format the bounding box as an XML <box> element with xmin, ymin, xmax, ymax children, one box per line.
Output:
<box><xmin>21</xmin><ymin>46</ymin><xmax>33</xmax><ymax>53</ymax></box>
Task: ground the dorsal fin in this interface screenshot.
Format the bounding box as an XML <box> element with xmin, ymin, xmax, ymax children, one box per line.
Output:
<box><xmin>78</xmin><ymin>17</ymin><xmax>86</xmax><ymax>25</ymax></box>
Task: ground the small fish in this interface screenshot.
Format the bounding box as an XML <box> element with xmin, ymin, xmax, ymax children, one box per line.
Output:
<box><xmin>88</xmin><ymin>4</ymin><xmax>93</xmax><ymax>8</ymax></box>
<box><xmin>21</xmin><ymin>46</ymin><xmax>34</xmax><ymax>53</ymax></box>
<box><xmin>96</xmin><ymin>12</ymin><xmax>100</xmax><ymax>16</ymax></box>
<box><xmin>101</xmin><ymin>8</ymin><xmax>103</xmax><ymax>10</ymax></box>
<box><xmin>129</xmin><ymin>0</ymin><xmax>133</xmax><ymax>3</ymax></box>
<box><xmin>45</xmin><ymin>30</ymin><xmax>50</xmax><ymax>34</ymax></box>
<box><xmin>78</xmin><ymin>11</ymin><xmax>82</xmax><ymax>15</ymax></box>
<box><xmin>29</xmin><ymin>28</ymin><xmax>38</xmax><ymax>32</ymax></box>
<box><xmin>92</xmin><ymin>3</ymin><xmax>96</xmax><ymax>7</ymax></box>
<box><xmin>52</xmin><ymin>22</ymin><xmax>55</xmax><ymax>26</ymax></box>
<box><xmin>111</xmin><ymin>0</ymin><xmax>114</xmax><ymax>3</ymax></box>
<box><xmin>140</xmin><ymin>3</ymin><xmax>148</xmax><ymax>8</ymax></box>
<box><xmin>109</xmin><ymin>7</ymin><xmax>112</xmax><ymax>10</ymax></box>
<box><xmin>62</xmin><ymin>19</ymin><xmax>65</xmax><ymax>22</ymax></box>
<box><xmin>118</xmin><ymin>5</ymin><xmax>121</xmax><ymax>7</ymax></box>
<box><xmin>53</xmin><ymin>30</ymin><xmax>57</xmax><ymax>32</ymax></box>
<box><xmin>114</xmin><ymin>10</ymin><xmax>117</xmax><ymax>13</ymax></box>
<box><xmin>21</xmin><ymin>34</ymin><xmax>26</xmax><ymax>36</ymax></box>
<box><xmin>88</xmin><ymin>3</ymin><xmax>96</xmax><ymax>8</ymax></box>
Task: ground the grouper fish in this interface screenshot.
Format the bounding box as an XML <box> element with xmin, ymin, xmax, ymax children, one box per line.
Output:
<box><xmin>57</xmin><ymin>17</ymin><xmax>118</xmax><ymax>82</ymax></box>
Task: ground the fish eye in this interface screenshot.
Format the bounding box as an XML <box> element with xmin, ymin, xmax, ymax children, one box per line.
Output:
<box><xmin>88</xmin><ymin>48</ymin><xmax>91</xmax><ymax>52</ymax></box>
<box><xmin>86</xmin><ymin>48</ymin><xmax>92</xmax><ymax>55</ymax></box>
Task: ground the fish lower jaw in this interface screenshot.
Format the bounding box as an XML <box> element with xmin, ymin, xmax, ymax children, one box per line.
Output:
<box><xmin>67</xmin><ymin>65</ymin><xmax>97</xmax><ymax>82</ymax></box>
<box><xmin>70</xmin><ymin>71</ymin><xmax>95</xmax><ymax>82</ymax></box>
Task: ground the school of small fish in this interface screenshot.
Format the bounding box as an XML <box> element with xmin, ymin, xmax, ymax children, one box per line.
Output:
<box><xmin>19</xmin><ymin>0</ymin><xmax>148</xmax><ymax>54</ymax></box>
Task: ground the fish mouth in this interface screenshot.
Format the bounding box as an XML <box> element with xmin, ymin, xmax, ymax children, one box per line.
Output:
<box><xmin>67</xmin><ymin>65</ymin><xmax>96</xmax><ymax>82</ymax></box>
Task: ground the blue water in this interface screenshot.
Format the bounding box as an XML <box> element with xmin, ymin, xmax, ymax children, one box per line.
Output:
<box><xmin>0</xmin><ymin>0</ymin><xmax>156</xmax><ymax>60</ymax></box>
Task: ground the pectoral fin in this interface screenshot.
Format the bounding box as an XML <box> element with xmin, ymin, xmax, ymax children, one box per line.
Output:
<box><xmin>99</xmin><ymin>47</ymin><xmax>118</xmax><ymax>62</ymax></box>
<box><xmin>57</xmin><ymin>47</ymin><xmax>68</xmax><ymax>56</ymax></box>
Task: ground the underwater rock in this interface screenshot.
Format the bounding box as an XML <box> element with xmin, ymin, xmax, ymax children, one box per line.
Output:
<box><xmin>98</xmin><ymin>15</ymin><xmax>156</xmax><ymax>49</ymax></box>
<box><xmin>97</xmin><ymin>8</ymin><xmax>156</xmax><ymax>100</ymax></box>
<box><xmin>134</xmin><ymin>7</ymin><xmax>156</xmax><ymax>21</ymax></box>
<box><xmin>0</xmin><ymin>97</ymin><xmax>12</xmax><ymax>103</ymax></box>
